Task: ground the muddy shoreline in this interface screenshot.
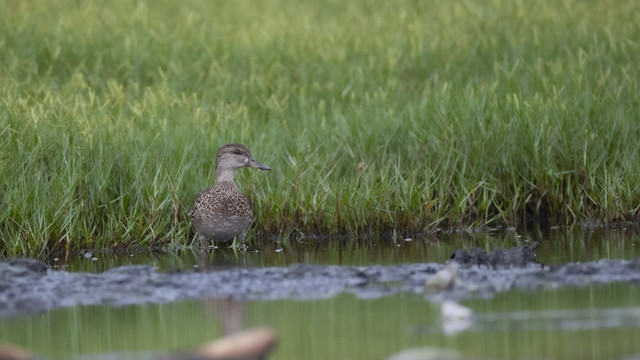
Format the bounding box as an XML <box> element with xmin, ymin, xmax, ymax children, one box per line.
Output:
<box><xmin>2</xmin><ymin>244</ymin><xmax>640</xmax><ymax>316</ymax></box>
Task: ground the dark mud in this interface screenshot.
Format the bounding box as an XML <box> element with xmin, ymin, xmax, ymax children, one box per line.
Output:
<box><xmin>2</xmin><ymin>244</ymin><xmax>640</xmax><ymax>316</ymax></box>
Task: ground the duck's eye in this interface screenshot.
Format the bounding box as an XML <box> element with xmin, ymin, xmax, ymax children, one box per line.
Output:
<box><xmin>233</xmin><ymin>150</ymin><xmax>243</xmax><ymax>155</ymax></box>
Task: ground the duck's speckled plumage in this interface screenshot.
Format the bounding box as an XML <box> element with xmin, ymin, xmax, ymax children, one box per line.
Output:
<box><xmin>189</xmin><ymin>144</ymin><xmax>270</xmax><ymax>250</ymax></box>
<box><xmin>190</xmin><ymin>182</ymin><xmax>252</xmax><ymax>241</ymax></box>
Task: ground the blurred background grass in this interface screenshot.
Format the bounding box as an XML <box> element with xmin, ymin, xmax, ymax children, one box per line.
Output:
<box><xmin>1</xmin><ymin>0</ymin><xmax>639</xmax><ymax>257</ymax></box>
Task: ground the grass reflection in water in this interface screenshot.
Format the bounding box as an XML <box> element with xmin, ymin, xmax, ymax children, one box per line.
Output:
<box><xmin>1</xmin><ymin>283</ymin><xmax>639</xmax><ymax>360</ymax></box>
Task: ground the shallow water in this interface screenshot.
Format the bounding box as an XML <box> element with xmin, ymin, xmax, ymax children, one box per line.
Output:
<box><xmin>50</xmin><ymin>227</ymin><xmax>640</xmax><ymax>273</ymax></box>
<box><xmin>2</xmin><ymin>284</ymin><xmax>640</xmax><ymax>360</ymax></box>
<box><xmin>2</xmin><ymin>227</ymin><xmax>640</xmax><ymax>360</ymax></box>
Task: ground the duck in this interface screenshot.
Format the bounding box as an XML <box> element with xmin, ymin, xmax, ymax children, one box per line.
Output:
<box><xmin>189</xmin><ymin>144</ymin><xmax>270</xmax><ymax>250</ymax></box>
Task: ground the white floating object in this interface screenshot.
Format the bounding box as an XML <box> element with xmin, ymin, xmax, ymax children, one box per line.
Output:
<box><xmin>424</xmin><ymin>262</ymin><xmax>459</xmax><ymax>292</ymax></box>
<box><xmin>387</xmin><ymin>347</ymin><xmax>462</xmax><ymax>360</ymax></box>
<box><xmin>441</xmin><ymin>301</ymin><xmax>473</xmax><ymax>320</ymax></box>
<box><xmin>275</xmin><ymin>248</ymin><xmax>283</xmax><ymax>253</ymax></box>
<box><xmin>83</xmin><ymin>253</ymin><xmax>92</xmax><ymax>258</ymax></box>
<box><xmin>441</xmin><ymin>301</ymin><xmax>474</xmax><ymax>336</ymax></box>
<box><xmin>404</xmin><ymin>238</ymin><xmax>412</xmax><ymax>242</ymax></box>
<box><xmin>91</xmin><ymin>257</ymin><xmax>98</xmax><ymax>261</ymax></box>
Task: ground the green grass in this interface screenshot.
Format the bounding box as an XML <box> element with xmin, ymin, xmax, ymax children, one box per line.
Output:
<box><xmin>1</xmin><ymin>0</ymin><xmax>640</xmax><ymax>257</ymax></box>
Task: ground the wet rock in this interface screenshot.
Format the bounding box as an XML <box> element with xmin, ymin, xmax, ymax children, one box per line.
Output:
<box><xmin>386</xmin><ymin>347</ymin><xmax>478</xmax><ymax>360</ymax></box>
<box><xmin>0</xmin><ymin>328</ymin><xmax>277</xmax><ymax>360</ymax></box>
<box><xmin>1</xmin><ymin>247</ymin><xmax>640</xmax><ymax>316</ymax></box>
<box><xmin>0</xmin><ymin>343</ymin><xmax>40</xmax><ymax>360</ymax></box>
<box><xmin>450</xmin><ymin>242</ymin><xmax>539</xmax><ymax>268</ymax></box>
<box><xmin>1</xmin><ymin>259</ymin><xmax>48</xmax><ymax>276</ymax></box>
<box><xmin>192</xmin><ymin>327</ymin><xmax>276</xmax><ymax>360</ymax></box>
<box><xmin>546</xmin><ymin>259</ymin><xmax>640</xmax><ymax>285</ymax></box>
<box><xmin>158</xmin><ymin>327</ymin><xmax>277</xmax><ymax>360</ymax></box>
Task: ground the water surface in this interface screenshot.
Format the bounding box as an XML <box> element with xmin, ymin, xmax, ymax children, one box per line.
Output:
<box><xmin>51</xmin><ymin>227</ymin><xmax>640</xmax><ymax>272</ymax></box>
<box><xmin>2</xmin><ymin>227</ymin><xmax>640</xmax><ymax>360</ymax></box>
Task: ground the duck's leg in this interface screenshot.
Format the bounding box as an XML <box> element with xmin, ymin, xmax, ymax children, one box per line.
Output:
<box><xmin>200</xmin><ymin>235</ymin><xmax>210</xmax><ymax>252</ymax></box>
<box><xmin>237</xmin><ymin>232</ymin><xmax>247</xmax><ymax>252</ymax></box>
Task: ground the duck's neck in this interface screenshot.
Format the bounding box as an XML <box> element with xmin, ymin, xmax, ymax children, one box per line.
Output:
<box><xmin>215</xmin><ymin>168</ymin><xmax>235</xmax><ymax>183</ymax></box>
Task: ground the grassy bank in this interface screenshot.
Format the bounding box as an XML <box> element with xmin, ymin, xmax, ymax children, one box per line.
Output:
<box><xmin>1</xmin><ymin>0</ymin><xmax>640</xmax><ymax>257</ymax></box>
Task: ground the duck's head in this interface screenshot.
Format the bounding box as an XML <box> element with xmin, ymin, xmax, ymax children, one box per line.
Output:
<box><xmin>215</xmin><ymin>143</ymin><xmax>271</xmax><ymax>172</ymax></box>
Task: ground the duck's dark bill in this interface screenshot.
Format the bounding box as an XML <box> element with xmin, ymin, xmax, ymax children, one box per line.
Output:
<box><xmin>248</xmin><ymin>159</ymin><xmax>271</xmax><ymax>171</ymax></box>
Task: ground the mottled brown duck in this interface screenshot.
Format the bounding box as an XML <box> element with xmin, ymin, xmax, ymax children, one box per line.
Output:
<box><xmin>189</xmin><ymin>144</ymin><xmax>270</xmax><ymax>250</ymax></box>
